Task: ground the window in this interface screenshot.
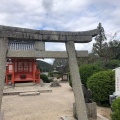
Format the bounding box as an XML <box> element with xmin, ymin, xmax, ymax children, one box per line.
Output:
<box><xmin>17</xmin><ymin>62</ymin><xmax>29</xmax><ymax>72</ymax></box>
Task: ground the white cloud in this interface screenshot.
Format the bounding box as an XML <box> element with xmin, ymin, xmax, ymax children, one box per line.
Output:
<box><xmin>42</xmin><ymin>0</ymin><xmax>53</xmax><ymax>12</ymax></box>
<box><xmin>0</xmin><ymin>0</ymin><xmax>120</xmax><ymax>64</ymax></box>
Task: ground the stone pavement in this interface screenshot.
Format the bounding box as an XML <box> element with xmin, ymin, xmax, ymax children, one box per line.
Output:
<box><xmin>3</xmin><ymin>83</ymin><xmax>52</xmax><ymax>96</ymax></box>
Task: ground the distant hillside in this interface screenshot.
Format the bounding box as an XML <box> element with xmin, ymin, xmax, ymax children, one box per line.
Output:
<box><xmin>37</xmin><ymin>60</ymin><xmax>54</xmax><ymax>72</ymax></box>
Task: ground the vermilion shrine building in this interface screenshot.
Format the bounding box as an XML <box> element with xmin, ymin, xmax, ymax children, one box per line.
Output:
<box><xmin>6</xmin><ymin>58</ymin><xmax>40</xmax><ymax>85</ymax></box>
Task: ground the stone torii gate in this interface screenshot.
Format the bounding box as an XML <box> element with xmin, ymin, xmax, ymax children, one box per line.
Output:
<box><xmin>0</xmin><ymin>25</ymin><xmax>98</xmax><ymax>120</ymax></box>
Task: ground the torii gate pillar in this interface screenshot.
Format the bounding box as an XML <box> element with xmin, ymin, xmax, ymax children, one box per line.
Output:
<box><xmin>66</xmin><ymin>41</ymin><xmax>88</xmax><ymax>120</ymax></box>
<box><xmin>0</xmin><ymin>38</ymin><xmax>8</xmax><ymax>110</ymax></box>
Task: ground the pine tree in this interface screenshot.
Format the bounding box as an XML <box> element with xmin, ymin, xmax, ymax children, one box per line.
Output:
<box><xmin>92</xmin><ymin>23</ymin><xmax>107</xmax><ymax>57</ymax></box>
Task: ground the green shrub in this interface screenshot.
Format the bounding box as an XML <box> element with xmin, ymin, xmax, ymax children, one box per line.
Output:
<box><xmin>111</xmin><ymin>97</ymin><xmax>120</xmax><ymax>120</ymax></box>
<box><xmin>40</xmin><ymin>74</ymin><xmax>50</xmax><ymax>83</ymax></box>
<box><xmin>68</xmin><ymin>73</ymin><xmax>72</xmax><ymax>87</ymax></box>
<box><xmin>94</xmin><ymin>61</ymin><xmax>105</xmax><ymax>69</ymax></box>
<box><xmin>48</xmin><ymin>72</ymin><xmax>53</xmax><ymax>77</ymax></box>
<box><xmin>87</xmin><ymin>70</ymin><xmax>115</xmax><ymax>106</ymax></box>
<box><xmin>79</xmin><ymin>64</ymin><xmax>103</xmax><ymax>87</ymax></box>
<box><xmin>104</xmin><ymin>60</ymin><xmax>120</xmax><ymax>69</ymax></box>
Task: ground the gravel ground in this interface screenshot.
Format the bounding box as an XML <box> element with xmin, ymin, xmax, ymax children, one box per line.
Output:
<box><xmin>2</xmin><ymin>82</ymin><xmax>74</xmax><ymax>120</ymax></box>
<box><xmin>97</xmin><ymin>106</ymin><xmax>112</xmax><ymax>120</ymax></box>
<box><xmin>1</xmin><ymin>82</ymin><xmax>111</xmax><ymax>120</ymax></box>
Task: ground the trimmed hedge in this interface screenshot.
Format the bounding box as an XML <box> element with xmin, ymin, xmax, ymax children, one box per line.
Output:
<box><xmin>111</xmin><ymin>97</ymin><xmax>120</xmax><ymax>120</ymax></box>
<box><xmin>79</xmin><ymin>64</ymin><xmax>103</xmax><ymax>87</ymax></box>
<box><xmin>87</xmin><ymin>70</ymin><xmax>115</xmax><ymax>106</ymax></box>
<box><xmin>40</xmin><ymin>74</ymin><xmax>50</xmax><ymax>83</ymax></box>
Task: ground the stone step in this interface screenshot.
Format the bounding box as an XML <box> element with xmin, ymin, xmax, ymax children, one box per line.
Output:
<box><xmin>19</xmin><ymin>91</ymin><xmax>40</xmax><ymax>96</ymax></box>
<box><xmin>15</xmin><ymin>82</ymin><xmax>36</xmax><ymax>87</ymax></box>
<box><xmin>3</xmin><ymin>89</ymin><xmax>52</xmax><ymax>96</ymax></box>
<box><xmin>61</xmin><ymin>116</ymin><xmax>76</xmax><ymax>120</ymax></box>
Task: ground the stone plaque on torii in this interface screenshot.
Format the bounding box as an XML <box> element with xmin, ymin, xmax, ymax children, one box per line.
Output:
<box><xmin>0</xmin><ymin>25</ymin><xmax>98</xmax><ymax>120</ymax></box>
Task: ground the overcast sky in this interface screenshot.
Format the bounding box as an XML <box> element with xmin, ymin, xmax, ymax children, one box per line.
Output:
<box><xmin>0</xmin><ymin>0</ymin><xmax>120</xmax><ymax>64</ymax></box>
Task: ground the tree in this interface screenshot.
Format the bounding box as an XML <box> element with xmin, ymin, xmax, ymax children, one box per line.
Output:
<box><xmin>92</xmin><ymin>23</ymin><xmax>107</xmax><ymax>57</ymax></box>
<box><xmin>37</xmin><ymin>60</ymin><xmax>54</xmax><ymax>72</ymax></box>
<box><xmin>87</xmin><ymin>53</ymin><xmax>99</xmax><ymax>63</ymax></box>
<box><xmin>104</xmin><ymin>59</ymin><xmax>120</xmax><ymax>69</ymax></box>
<box><xmin>53</xmin><ymin>58</ymin><xmax>68</xmax><ymax>73</ymax></box>
<box><xmin>77</xmin><ymin>53</ymin><xmax>100</xmax><ymax>66</ymax></box>
<box><xmin>116</xmin><ymin>53</ymin><xmax>120</xmax><ymax>60</ymax></box>
<box><xmin>102</xmin><ymin>30</ymin><xmax>120</xmax><ymax>60</ymax></box>
<box><xmin>93</xmin><ymin>24</ymin><xmax>120</xmax><ymax>61</ymax></box>
<box><xmin>108</xmin><ymin>40</ymin><xmax>120</xmax><ymax>59</ymax></box>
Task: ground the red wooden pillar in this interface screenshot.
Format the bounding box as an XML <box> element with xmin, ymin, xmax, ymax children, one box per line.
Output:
<box><xmin>33</xmin><ymin>62</ymin><xmax>36</xmax><ymax>83</ymax></box>
<box><xmin>12</xmin><ymin>63</ymin><xmax>14</xmax><ymax>85</ymax></box>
